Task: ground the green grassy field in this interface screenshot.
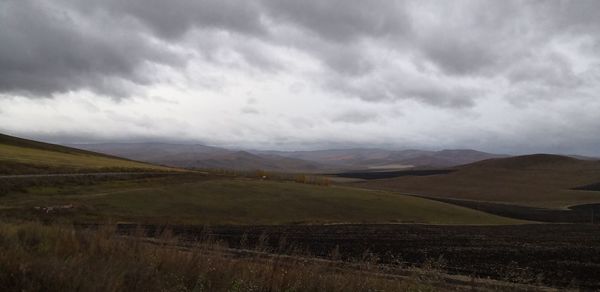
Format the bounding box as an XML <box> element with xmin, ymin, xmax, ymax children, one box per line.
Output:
<box><xmin>0</xmin><ymin>176</ymin><xmax>523</xmax><ymax>225</ymax></box>
<box><xmin>0</xmin><ymin>133</ymin><xmax>175</xmax><ymax>174</ymax></box>
<box><xmin>0</xmin><ymin>133</ymin><xmax>529</xmax><ymax>224</ymax></box>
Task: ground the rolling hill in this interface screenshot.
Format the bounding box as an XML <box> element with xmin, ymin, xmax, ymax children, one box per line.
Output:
<box><xmin>0</xmin><ymin>133</ymin><xmax>175</xmax><ymax>174</ymax></box>
<box><xmin>257</xmin><ymin>148</ymin><xmax>505</xmax><ymax>169</ymax></box>
<box><xmin>69</xmin><ymin>143</ymin><xmax>326</xmax><ymax>172</ymax></box>
<box><xmin>0</xmin><ymin>176</ymin><xmax>523</xmax><ymax>225</ymax></box>
<box><xmin>71</xmin><ymin>143</ymin><xmax>504</xmax><ymax>171</ymax></box>
<box><xmin>352</xmin><ymin>154</ymin><xmax>600</xmax><ymax>208</ymax></box>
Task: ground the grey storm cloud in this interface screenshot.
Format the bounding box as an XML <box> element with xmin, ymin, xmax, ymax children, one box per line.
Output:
<box><xmin>1</xmin><ymin>0</ymin><xmax>600</xmax><ymax>109</ymax></box>
<box><xmin>0</xmin><ymin>0</ymin><xmax>186</xmax><ymax>97</ymax></box>
<box><xmin>263</xmin><ymin>0</ymin><xmax>409</xmax><ymax>42</ymax></box>
<box><xmin>412</xmin><ymin>1</ymin><xmax>520</xmax><ymax>76</ymax></box>
<box><xmin>0</xmin><ymin>0</ymin><xmax>266</xmax><ymax>97</ymax></box>
<box><xmin>332</xmin><ymin>110</ymin><xmax>379</xmax><ymax>124</ymax></box>
<box><xmin>325</xmin><ymin>71</ymin><xmax>482</xmax><ymax>108</ymax></box>
<box><xmin>83</xmin><ymin>0</ymin><xmax>266</xmax><ymax>40</ymax></box>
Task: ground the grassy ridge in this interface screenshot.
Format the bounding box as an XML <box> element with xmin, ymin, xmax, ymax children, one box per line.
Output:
<box><xmin>353</xmin><ymin>154</ymin><xmax>600</xmax><ymax>208</ymax></box>
<box><xmin>0</xmin><ymin>176</ymin><xmax>523</xmax><ymax>225</ymax></box>
<box><xmin>0</xmin><ymin>133</ymin><xmax>175</xmax><ymax>174</ymax></box>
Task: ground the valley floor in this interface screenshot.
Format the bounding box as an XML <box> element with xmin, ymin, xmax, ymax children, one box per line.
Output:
<box><xmin>0</xmin><ymin>174</ymin><xmax>521</xmax><ymax>225</ymax></box>
<box><xmin>1</xmin><ymin>172</ymin><xmax>596</xmax><ymax>290</ymax></box>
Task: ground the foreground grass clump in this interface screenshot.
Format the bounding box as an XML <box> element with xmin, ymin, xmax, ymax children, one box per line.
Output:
<box><xmin>0</xmin><ymin>222</ymin><xmax>437</xmax><ymax>292</ymax></box>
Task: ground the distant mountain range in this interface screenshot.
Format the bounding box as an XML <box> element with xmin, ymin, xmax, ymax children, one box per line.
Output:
<box><xmin>256</xmin><ymin>148</ymin><xmax>507</xmax><ymax>170</ymax></box>
<box><xmin>69</xmin><ymin>143</ymin><xmax>507</xmax><ymax>172</ymax></box>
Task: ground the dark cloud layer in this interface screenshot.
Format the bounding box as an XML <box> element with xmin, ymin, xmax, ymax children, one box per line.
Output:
<box><xmin>264</xmin><ymin>0</ymin><xmax>409</xmax><ymax>42</ymax></box>
<box><xmin>1</xmin><ymin>0</ymin><xmax>600</xmax><ymax>154</ymax></box>
<box><xmin>0</xmin><ymin>0</ymin><xmax>184</xmax><ymax>97</ymax></box>
<box><xmin>2</xmin><ymin>0</ymin><xmax>599</xmax><ymax>102</ymax></box>
<box><xmin>89</xmin><ymin>0</ymin><xmax>265</xmax><ymax>39</ymax></box>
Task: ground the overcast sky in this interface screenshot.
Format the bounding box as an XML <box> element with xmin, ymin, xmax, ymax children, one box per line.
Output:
<box><xmin>1</xmin><ymin>0</ymin><xmax>599</xmax><ymax>155</ymax></box>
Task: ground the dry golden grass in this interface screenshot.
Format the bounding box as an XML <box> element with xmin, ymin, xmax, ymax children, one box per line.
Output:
<box><xmin>0</xmin><ymin>133</ymin><xmax>179</xmax><ymax>174</ymax></box>
<box><xmin>0</xmin><ymin>221</ymin><xmax>453</xmax><ymax>292</ymax></box>
<box><xmin>0</xmin><ymin>144</ymin><xmax>174</xmax><ymax>173</ymax></box>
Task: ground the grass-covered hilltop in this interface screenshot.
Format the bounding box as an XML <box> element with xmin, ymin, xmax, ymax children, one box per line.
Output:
<box><xmin>0</xmin><ymin>133</ymin><xmax>177</xmax><ymax>174</ymax></box>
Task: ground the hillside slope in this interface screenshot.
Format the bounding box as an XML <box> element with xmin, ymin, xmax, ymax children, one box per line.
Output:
<box><xmin>70</xmin><ymin>143</ymin><xmax>326</xmax><ymax>172</ymax></box>
<box><xmin>0</xmin><ymin>176</ymin><xmax>523</xmax><ymax>225</ymax></box>
<box><xmin>0</xmin><ymin>133</ymin><xmax>174</xmax><ymax>174</ymax></box>
<box><xmin>352</xmin><ymin>154</ymin><xmax>600</xmax><ymax>208</ymax></box>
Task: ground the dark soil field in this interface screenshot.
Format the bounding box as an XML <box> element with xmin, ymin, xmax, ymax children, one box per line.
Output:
<box><xmin>107</xmin><ymin>223</ymin><xmax>600</xmax><ymax>289</ymax></box>
<box><xmin>334</xmin><ymin>169</ymin><xmax>455</xmax><ymax>180</ymax></box>
<box><xmin>573</xmin><ymin>182</ymin><xmax>600</xmax><ymax>191</ymax></box>
<box><xmin>407</xmin><ymin>195</ymin><xmax>600</xmax><ymax>223</ymax></box>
